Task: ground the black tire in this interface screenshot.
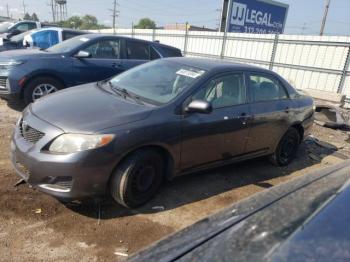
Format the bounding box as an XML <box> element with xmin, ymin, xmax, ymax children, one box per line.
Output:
<box><xmin>110</xmin><ymin>150</ymin><xmax>164</xmax><ymax>208</ymax></box>
<box><xmin>23</xmin><ymin>76</ymin><xmax>64</xmax><ymax>105</ymax></box>
<box><xmin>269</xmin><ymin>127</ymin><xmax>300</xmax><ymax>166</ymax></box>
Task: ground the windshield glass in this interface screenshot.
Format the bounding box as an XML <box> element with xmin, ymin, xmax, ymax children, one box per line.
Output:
<box><xmin>109</xmin><ymin>60</ymin><xmax>206</xmax><ymax>105</ymax></box>
<box><xmin>0</xmin><ymin>22</ymin><xmax>13</xmax><ymax>33</ymax></box>
<box><xmin>10</xmin><ymin>29</ymin><xmax>36</xmax><ymax>42</ymax></box>
<box><xmin>46</xmin><ymin>35</ymin><xmax>91</xmax><ymax>53</ymax></box>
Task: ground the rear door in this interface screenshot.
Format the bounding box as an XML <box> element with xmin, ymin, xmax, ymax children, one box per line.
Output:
<box><xmin>73</xmin><ymin>38</ymin><xmax>122</xmax><ymax>84</ymax></box>
<box><xmin>121</xmin><ymin>39</ymin><xmax>151</xmax><ymax>70</ymax></box>
<box><xmin>180</xmin><ymin>72</ymin><xmax>251</xmax><ymax>170</ymax></box>
<box><xmin>245</xmin><ymin>72</ymin><xmax>294</xmax><ymax>154</ymax></box>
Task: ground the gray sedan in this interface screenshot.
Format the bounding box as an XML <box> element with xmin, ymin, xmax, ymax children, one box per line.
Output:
<box><xmin>11</xmin><ymin>58</ymin><xmax>314</xmax><ymax>208</ymax></box>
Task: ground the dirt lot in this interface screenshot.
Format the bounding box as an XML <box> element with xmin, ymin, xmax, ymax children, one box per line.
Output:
<box><xmin>1</xmin><ymin>99</ymin><xmax>350</xmax><ymax>262</ymax></box>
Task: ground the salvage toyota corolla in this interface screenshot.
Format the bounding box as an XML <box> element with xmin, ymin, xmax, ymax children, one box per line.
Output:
<box><xmin>11</xmin><ymin>58</ymin><xmax>314</xmax><ymax>208</ymax></box>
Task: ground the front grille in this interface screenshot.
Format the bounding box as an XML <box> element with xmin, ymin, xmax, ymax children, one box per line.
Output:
<box><xmin>19</xmin><ymin>119</ymin><xmax>45</xmax><ymax>144</ymax></box>
<box><xmin>0</xmin><ymin>77</ymin><xmax>7</xmax><ymax>88</ymax></box>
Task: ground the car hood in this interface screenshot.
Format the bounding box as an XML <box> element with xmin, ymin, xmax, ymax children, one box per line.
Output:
<box><xmin>30</xmin><ymin>83</ymin><xmax>154</xmax><ymax>133</ymax></box>
<box><xmin>0</xmin><ymin>48</ymin><xmax>60</xmax><ymax>60</ymax></box>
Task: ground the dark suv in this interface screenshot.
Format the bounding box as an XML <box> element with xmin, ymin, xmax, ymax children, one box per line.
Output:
<box><xmin>0</xmin><ymin>34</ymin><xmax>182</xmax><ymax>105</ymax></box>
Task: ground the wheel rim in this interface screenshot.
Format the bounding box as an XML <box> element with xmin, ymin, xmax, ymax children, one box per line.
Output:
<box><xmin>280</xmin><ymin>133</ymin><xmax>298</xmax><ymax>164</ymax></box>
<box><xmin>32</xmin><ymin>83</ymin><xmax>58</xmax><ymax>101</ymax></box>
<box><xmin>133</xmin><ymin>164</ymin><xmax>156</xmax><ymax>193</ymax></box>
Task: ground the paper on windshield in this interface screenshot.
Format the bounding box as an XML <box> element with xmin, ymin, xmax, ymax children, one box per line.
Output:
<box><xmin>79</xmin><ymin>37</ymin><xmax>90</xmax><ymax>42</ymax></box>
<box><xmin>176</xmin><ymin>69</ymin><xmax>204</xmax><ymax>79</ymax></box>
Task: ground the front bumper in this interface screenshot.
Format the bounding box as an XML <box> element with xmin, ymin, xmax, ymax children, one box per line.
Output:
<box><xmin>0</xmin><ymin>76</ymin><xmax>21</xmax><ymax>100</ymax></box>
<box><xmin>10</xmin><ymin>109</ymin><xmax>118</xmax><ymax>200</ymax></box>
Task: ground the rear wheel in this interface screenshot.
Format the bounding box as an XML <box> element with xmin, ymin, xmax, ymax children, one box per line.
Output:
<box><xmin>269</xmin><ymin>127</ymin><xmax>300</xmax><ymax>166</ymax></box>
<box><xmin>110</xmin><ymin>150</ymin><xmax>164</xmax><ymax>208</ymax></box>
<box><xmin>24</xmin><ymin>76</ymin><xmax>63</xmax><ymax>105</ymax></box>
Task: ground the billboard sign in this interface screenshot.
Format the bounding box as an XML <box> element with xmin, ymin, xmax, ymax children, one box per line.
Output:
<box><xmin>226</xmin><ymin>0</ymin><xmax>289</xmax><ymax>34</ymax></box>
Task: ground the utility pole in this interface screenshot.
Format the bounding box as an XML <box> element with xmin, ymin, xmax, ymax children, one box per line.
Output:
<box><xmin>6</xmin><ymin>4</ymin><xmax>10</xmax><ymax>18</ymax></box>
<box><xmin>48</xmin><ymin>0</ymin><xmax>56</xmax><ymax>22</ymax></box>
<box><xmin>109</xmin><ymin>0</ymin><xmax>119</xmax><ymax>34</ymax></box>
<box><xmin>301</xmin><ymin>23</ymin><xmax>307</xmax><ymax>35</ymax></box>
<box><xmin>215</xmin><ymin>8</ymin><xmax>222</xmax><ymax>32</ymax></box>
<box><xmin>22</xmin><ymin>0</ymin><xmax>26</xmax><ymax>17</ymax></box>
<box><xmin>320</xmin><ymin>0</ymin><xmax>331</xmax><ymax>36</ymax></box>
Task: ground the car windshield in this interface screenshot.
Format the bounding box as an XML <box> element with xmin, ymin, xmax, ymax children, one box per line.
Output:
<box><xmin>0</xmin><ymin>22</ymin><xmax>13</xmax><ymax>33</ymax></box>
<box><xmin>10</xmin><ymin>30</ymin><xmax>36</xmax><ymax>42</ymax></box>
<box><xmin>46</xmin><ymin>35</ymin><xmax>91</xmax><ymax>53</ymax></box>
<box><xmin>109</xmin><ymin>60</ymin><xmax>206</xmax><ymax>105</ymax></box>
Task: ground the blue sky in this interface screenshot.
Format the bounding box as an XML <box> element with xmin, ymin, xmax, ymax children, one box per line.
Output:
<box><xmin>0</xmin><ymin>0</ymin><xmax>349</xmax><ymax>35</ymax></box>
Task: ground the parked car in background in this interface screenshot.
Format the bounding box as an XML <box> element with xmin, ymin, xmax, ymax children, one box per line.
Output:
<box><xmin>0</xmin><ymin>34</ymin><xmax>182</xmax><ymax>105</ymax></box>
<box><xmin>11</xmin><ymin>58</ymin><xmax>314</xmax><ymax>208</ymax></box>
<box><xmin>23</xmin><ymin>27</ymin><xmax>88</xmax><ymax>49</ymax></box>
<box><xmin>0</xmin><ymin>30</ymin><xmax>29</xmax><ymax>52</ymax></box>
<box><xmin>0</xmin><ymin>28</ymin><xmax>87</xmax><ymax>52</ymax></box>
<box><xmin>0</xmin><ymin>20</ymin><xmax>56</xmax><ymax>39</ymax></box>
<box><xmin>0</xmin><ymin>21</ymin><xmax>14</xmax><ymax>34</ymax></box>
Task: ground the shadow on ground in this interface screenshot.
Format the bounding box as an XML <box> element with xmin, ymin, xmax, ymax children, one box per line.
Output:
<box><xmin>66</xmin><ymin>138</ymin><xmax>344</xmax><ymax>220</ymax></box>
<box><xmin>5</xmin><ymin>99</ymin><xmax>26</xmax><ymax>112</ymax></box>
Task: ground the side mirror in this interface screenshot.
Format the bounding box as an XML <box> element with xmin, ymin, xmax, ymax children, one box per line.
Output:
<box><xmin>185</xmin><ymin>100</ymin><xmax>213</xmax><ymax>114</ymax></box>
<box><xmin>74</xmin><ymin>50</ymin><xmax>91</xmax><ymax>59</ymax></box>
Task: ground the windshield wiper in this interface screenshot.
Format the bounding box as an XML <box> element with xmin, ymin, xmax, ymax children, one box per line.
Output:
<box><xmin>108</xmin><ymin>81</ymin><xmax>145</xmax><ymax>105</ymax></box>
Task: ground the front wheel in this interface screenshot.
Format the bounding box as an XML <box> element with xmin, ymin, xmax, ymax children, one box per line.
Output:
<box><xmin>23</xmin><ymin>76</ymin><xmax>63</xmax><ymax>105</ymax></box>
<box><xmin>110</xmin><ymin>150</ymin><xmax>164</xmax><ymax>208</ymax></box>
<box><xmin>269</xmin><ymin>127</ymin><xmax>300</xmax><ymax>166</ymax></box>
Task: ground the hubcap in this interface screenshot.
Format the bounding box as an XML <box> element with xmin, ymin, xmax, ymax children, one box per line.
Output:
<box><xmin>32</xmin><ymin>84</ymin><xmax>58</xmax><ymax>101</ymax></box>
<box><xmin>133</xmin><ymin>165</ymin><xmax>156</xmax><ymax>193</ymax></box>
<box><xmin>280</xmin><ymin>134</ymin><xmax>297</xmax><ymax>163</ymax></box>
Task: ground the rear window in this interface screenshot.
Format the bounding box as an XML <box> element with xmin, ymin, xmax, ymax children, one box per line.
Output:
<box><xmin>160</xmin><ymin>46</ymin><xmax>182</xmax><ymax>57</ymax></box>
<box><xmin>62</xmin><ymin>31</ymin><xmax>84</xmax><ymax>41</ymax></box>
<box><xmin>126</xmin><ymin>40</ymin><xmax>150</xmax><ymax>60</ymax></box>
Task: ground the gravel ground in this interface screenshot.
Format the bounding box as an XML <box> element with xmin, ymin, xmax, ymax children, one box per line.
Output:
<box><xmin>1</xmin><ymin>98</ymin><xmax>350</xmax><ymax>261</ymax></box>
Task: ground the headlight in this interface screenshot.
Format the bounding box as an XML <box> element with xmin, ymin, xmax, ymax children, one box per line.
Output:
<box><xmin>48</xmin><ymin>134</ymin><xmax>114</xmax><ymax>154</ymax></box>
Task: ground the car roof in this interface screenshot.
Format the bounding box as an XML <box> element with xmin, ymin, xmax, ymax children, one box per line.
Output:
<box><xmin>80</xmin><ymin>33</ymin><xmax>181</xmax><ymax>50</ymax></box>
<box><xmin>162</xmin><ymin>57</ymin><xmax>271</xmax><ymax>72</ymax></box>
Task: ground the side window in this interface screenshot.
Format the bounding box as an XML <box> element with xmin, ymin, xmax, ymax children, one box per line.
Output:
<box><xmin>15</xmin><ymin>23</ymin><xmax>29</xmax><ymax>32</ymax></box>
<box><xmin>250</xmin><ymin>74</ymin><xmax>288</xmax><ymax>102</ymax></box>
<box><xmin>62</xmin><ymin>31</ymin><xmax>82</xmax><ymax>41</ymax></box>
<box><xmin>82</xmin><ymin>40</ymin><xmax>120</xmax><ymax>59</ymax></box>
<box><xmin>150</xmin><ymin>46</ymin><xmax>161</xmax><ymax>60</ymax></box>
<box><xmin>32</xmin><ymin>30</ymin><xmax>59</xmax><ymax>49</ymax></box>
<box><xmin>126</xmin><ymin>41</ymin><xmax>150</xmax><ymax>60</ymax></box>
<box><xmin>193</xmin><ymin>73</ymin><xmax>246</xmax><ymax>109</ymax></box>
<box><xmin>28</xmin><ymin>22</ymin><xmax>37</xmax><ymax>30</ymax></box>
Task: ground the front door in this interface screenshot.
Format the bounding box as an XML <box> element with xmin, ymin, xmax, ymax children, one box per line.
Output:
<box><xmin>180</xmin><ymin>72</ymin><xmax>251</xmax><ymax>170</ymax></box>
<box><xmin>73</xmin><ymin>39</ymin><xmax>123</xmax><ymax>85</ymax></box>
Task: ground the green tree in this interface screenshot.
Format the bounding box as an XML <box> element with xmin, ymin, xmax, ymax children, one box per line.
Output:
<box><xmin>56</xmin><ymin>15</ymin><xmax>109</xmax><ymax>30</ymax></box>
<box><xmin>80</xmin><ymin>15</ymin><xmax>99</xmax><ymax>30</ymax></box>
<box><xmin>23</xmin><ymin>13</ymin><xmax>31</xmax><ymax>20</ymax></box>
<box><xmin>134</xmin><ymin>18</ymin><xmax>156</xmax><ymax>29</ymax></box>
<box><xmin>31</xmin><ymin>13</ymin><xmax>39</xmax><ymax>21</ymax></box>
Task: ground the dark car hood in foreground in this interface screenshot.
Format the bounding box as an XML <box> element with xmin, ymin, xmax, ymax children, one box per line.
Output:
<box><xmin>30</xmin><ymin>83</ymin><xmax>153</xmax><ymax>133</ymax></box>
<box><xmin>130</xmin><ymin>160</ymin><xmax>350</xmax><ymax>262</ymax></box>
